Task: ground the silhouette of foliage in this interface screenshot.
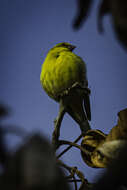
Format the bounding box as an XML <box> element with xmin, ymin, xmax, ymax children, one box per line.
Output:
<box><xmin>73</xmin><ymin>0</ymin><xmax>92</xmax><ymax>29</ymax></box>
<box><xmin>73</xmin><ymin>0</ymin><xmax>127</xmax><ymax>49</ymax></box>
<box><xmin>0</xmin><ymin>105</ymin><xmax>9</xmax><ymax>168</ymax></box>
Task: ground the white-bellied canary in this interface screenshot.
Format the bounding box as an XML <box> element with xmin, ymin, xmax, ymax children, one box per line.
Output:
<box><xmin>40</xmin><ymin>42</ymin><xmax>91</xmax><ymax>147</ymax></box>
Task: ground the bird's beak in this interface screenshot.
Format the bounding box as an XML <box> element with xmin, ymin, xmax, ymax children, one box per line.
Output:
<box><xmin>69</xmin><ymin>45</ymin><xmax>76</xmax><ymax>51</ymax></box>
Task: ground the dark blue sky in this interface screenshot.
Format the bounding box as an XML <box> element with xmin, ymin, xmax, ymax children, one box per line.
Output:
<box><xmin>0</xmin><ymin>0</ymin><xmax>127</xmax><ymax>182</ymax></box>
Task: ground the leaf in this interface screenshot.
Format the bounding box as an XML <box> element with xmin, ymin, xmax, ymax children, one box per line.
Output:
<box><xmin>73</xmin><ymin>0</ymin><xmax>92</xmax><ymax>29</ymax></box>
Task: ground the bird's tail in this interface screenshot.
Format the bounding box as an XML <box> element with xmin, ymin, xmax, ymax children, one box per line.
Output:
<box><xmin>66</xmin><ymin>92</ymin><xmax>91</xmax><ymax>135</ymax></box>
<box><xmin>83</xmin><ymin>93</ymin><xmax>91</xmax><ymax>121</ymax></box>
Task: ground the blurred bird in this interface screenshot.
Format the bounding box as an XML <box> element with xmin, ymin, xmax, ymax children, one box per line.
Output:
<box><xmin>40</xmin><ymin>42</ymin><xmax>91</xmax><ymax>146</ymax></box>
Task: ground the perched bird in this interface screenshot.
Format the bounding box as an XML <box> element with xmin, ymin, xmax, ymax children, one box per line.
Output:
<box><xmin>40</xmin><ymin>42</ymin><xmax>91</xmax><ymax>146</ymax></box>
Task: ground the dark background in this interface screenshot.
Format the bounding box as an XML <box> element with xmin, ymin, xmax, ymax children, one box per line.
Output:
<box><xmin>0</xmin><ymin>0</ymin><xmax>127</xmax><ymax>182</ymax></box>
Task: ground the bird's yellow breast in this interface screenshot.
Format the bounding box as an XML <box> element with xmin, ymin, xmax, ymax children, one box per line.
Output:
<box><xmin>40</xmin><ymin>50</ymin><xmax>86</xmax><ymax>101</ymax></box>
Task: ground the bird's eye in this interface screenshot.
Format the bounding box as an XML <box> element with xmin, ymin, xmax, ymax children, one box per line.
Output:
<box><xmin>56</xmin><ymin>54</ymin><xmax>59</xmax><ymax>58</ymax></box>
<box><xmin>61</xmin><ymin>43</ymin><xmax>66</xmax><ymax>46</ymax></box>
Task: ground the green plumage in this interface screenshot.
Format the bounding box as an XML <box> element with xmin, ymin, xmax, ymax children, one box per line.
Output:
<box><xmin>40</xmin><ymin>42</ymin><xmax>91</xmax><ymax>138</ymax></box>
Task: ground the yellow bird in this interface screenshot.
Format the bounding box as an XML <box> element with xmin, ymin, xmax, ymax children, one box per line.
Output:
<box><xmin>40</xmin><ymin>42</ymin><xmax>91</xmax><ymax>147</ymax></box>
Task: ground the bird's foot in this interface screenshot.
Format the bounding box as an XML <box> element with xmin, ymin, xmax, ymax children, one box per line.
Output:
<box><xmin>83</xmin><ymin>87</ymin><xmax>91</xmax><ymax>95</ymax></box>
<box><xmin>71</xmin><ymin>82</ymin><xmax>90</xmax><ymax>93</ymax></box>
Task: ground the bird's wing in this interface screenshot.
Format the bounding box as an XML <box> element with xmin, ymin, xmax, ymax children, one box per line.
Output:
<box><xmin>83</xmin><ymin>91</ymin><xmax>91</xmax><ymax>121</ymax></box>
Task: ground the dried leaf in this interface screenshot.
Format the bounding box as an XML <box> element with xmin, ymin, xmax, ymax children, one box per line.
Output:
<box><xmin>81</xmin><ymin>130</ymin><xmax>107</xmax><ymax>168</ymax></box>
<box><xmin>106</xmin><ymin>108</ymin><xmax>127</xmax><ymax>141</ymax></box>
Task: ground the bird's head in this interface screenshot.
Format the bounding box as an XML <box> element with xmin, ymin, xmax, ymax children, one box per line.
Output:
<box><xmin>51</xmin><ymin>42</ymin><xmax>76</xmax><ymax>52</ymax></box>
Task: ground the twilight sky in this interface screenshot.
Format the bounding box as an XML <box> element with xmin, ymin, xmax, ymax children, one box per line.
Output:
<box><xmin>0</xmin><ymin>0</ymin><xmax>127</xmax><ymax>183</ymax></box>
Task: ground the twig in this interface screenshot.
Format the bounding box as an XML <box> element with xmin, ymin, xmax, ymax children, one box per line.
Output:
<box><xmin>57</xmin><ymin>160</ymin><xmax>85</xmax><ymax>182</ymax></box>
<box><xmin>57</xmin><ymin>160</ymin><xmax>80</xmax><ymax>190</ymax></box>
<box><xmin>58</xmin><ymin>139</ymin><xmax>87</xmax><ymax>153</ymax></box>
<box><xmin>57</xmin><ymin>134</ymin><xmax>82</xmax><ymax>158</ymax></box>
<box><xmin>73</xmin><ymin>175</ymin><xmax>78</xmax><ymax>190</ymax></box>
<box><xmin>57</xmin><ymin>160</ymin><xmax>78</xmax><ymax>189</ymax></box>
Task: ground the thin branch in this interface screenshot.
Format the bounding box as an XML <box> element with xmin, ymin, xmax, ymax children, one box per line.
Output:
<box><xmin>73</xmin><ymin>175</ymin><xmax>78</xmax><ymax>190</ymax></box>
<box><xmin>57</xmin><ymin>160</ymin><xmax>78</xmax><ymax>190</ymax></box>
<box><xmin>57</xmin><ymin>160</ymin><xmax>85</xmax><ymax>182</ymax></box>
<box><xmin>58</xmin><ymin>139</ymin><xmax>86</xmax><ymax>153</ymax></box>
<box><xmin>57</xmin><ymin>134</ymin><xmax>82</xmax><ymax>158</ymax></box>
